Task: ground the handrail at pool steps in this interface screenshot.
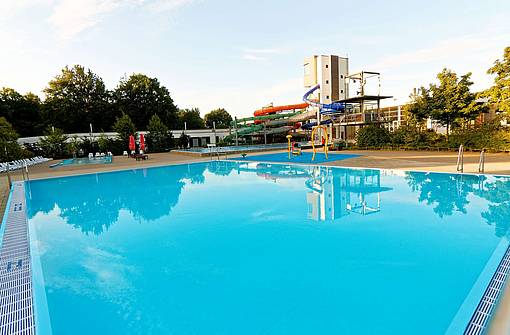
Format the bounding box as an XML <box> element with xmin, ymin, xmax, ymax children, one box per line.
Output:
<box><xmin>457</xmin><ymin>144</ymin><xmax>464</xmax><ymax>173</ymax></box>
<box><xmin>207</xmin><ymin>143</ymin><xmax>229</xmax><ymax>161</ymax></box>
<box><xmin>479</xmin><ymin>149</ymin><xmax>485</xmax><ymax>173</ymax></box>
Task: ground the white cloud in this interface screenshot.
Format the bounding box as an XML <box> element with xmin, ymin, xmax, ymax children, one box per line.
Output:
<box><xmin>48</xmin><ymin>0</ymin><xmax>194</xmax><ymax>39</ymax></box>
<box><xmin>49</xmin><ymin>0</ymin><xmax>123</xmax><ymax>40</ymax></box>
<box><xmin>241</xmin><ymin>47</ymin><xmax>284</xmax><ymax>62</ymax></box>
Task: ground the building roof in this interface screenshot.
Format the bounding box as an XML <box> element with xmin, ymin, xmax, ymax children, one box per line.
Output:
<box><xmin>335</xmin><ymin>95</ymin><xmax>393</xmax><ymax>104</ymax></box>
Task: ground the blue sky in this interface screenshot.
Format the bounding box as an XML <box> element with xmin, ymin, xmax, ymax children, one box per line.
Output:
<box><xmin>1</xmin><ymin>0</ymin><xmax>509</xmax><ymax>118</ymax></box>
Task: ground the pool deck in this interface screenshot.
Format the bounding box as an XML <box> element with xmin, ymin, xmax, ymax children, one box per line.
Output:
<box><xmin>2</xmin><ymin>148</ymin><xmax>510</xmax><ymax>334</ymax></box>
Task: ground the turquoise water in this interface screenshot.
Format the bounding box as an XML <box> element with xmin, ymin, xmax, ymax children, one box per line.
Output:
<box><xmin>232</xmin><ymin>152</ymin><xmax>359</xmax><ymax>163</ymax></box>
<box><xmin>26</xmin><ymin>162</ymin><xmax>510</xmax><ymax>334</ymax></box>
<box><xmin>50</xmin><ymin>156</ymin><xmax>112</xmax><ymax>168</ymax></box>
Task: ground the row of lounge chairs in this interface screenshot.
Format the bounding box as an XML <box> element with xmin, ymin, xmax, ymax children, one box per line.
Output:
<box><xmin>0</xmin><ymin>156</ymin><xmax>51</xmax><ymax>173</ymax></box>
<box><xmin>88</xmin><ymin>152</ymin><xmax>113</xmax><ymax>159</ymax></box>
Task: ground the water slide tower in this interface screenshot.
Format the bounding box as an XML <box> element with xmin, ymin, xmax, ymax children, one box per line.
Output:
<box><xmin>303</xmin><ymin>55</ymin><xmax>349</xmax><ymax>104</ymax></box>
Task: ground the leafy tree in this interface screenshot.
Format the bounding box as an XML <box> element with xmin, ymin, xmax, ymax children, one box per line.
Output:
<box><xmin>403</xmin><ymin>87</ymin><xmax>431</xmax><ymax>129</ymax></box>
<box><xmin>39</xmin><ymin>127</ymin><xmax>68</xmax><ymax>159</ymax></box>
<box><xmin>114</xmin><ymin>74</ymin><xmax>178</xmax><ymax>130</ymax></box>
<box><xmin>0</xmin><ymin>88</ymin><xmax>42</xmax><ymax>136</ymax></box>
<box><xmin>147</xmin><ymin>114</ymin><xmax>172</xmax><ymax>152</ymax></box>
<box><xmin>67</xmin><ymin>135</ymin><xmax>80</xmax><ymax>158</ymax></box>
<box><xmin>43</xmin><ymin>65</ymin><xmax>110</xmax><ymax>132</ymax></box>
<box><xmin>429</xmin><ymin>69</ymin><xmax>481</xmax><ymax>137</ymax></box>
<box><xmin>97</xmin><ymin>132</ymin><xmax>109</xmax><ymax>153</ymax></box>
<box><xmin>177</xmin><ymin>108</ymin><xmax>205</xmax><ymax>129</ymax></box>
<box><xmin>356</xmin><ymin>125</ymin><xmax>391</xmax><ymax>147</ymax></box>
<box><xmin>113</xmin><ymin>113</ymin><xmax>136</xmax><ymax>149</ymax></box>
<box><xmin>0</xmin><ymin>117</ymin><xmax>23</xmax><ymax>162</ymax></box>
<box><xmin>204</xmin><ymin>108</ymin><xmax>232</xmax><ymax>128</ymax></box>
<box><xmin>485</xmin><ymin>46</ymin><xmax>510</xmax><ymax>115</ymax></box>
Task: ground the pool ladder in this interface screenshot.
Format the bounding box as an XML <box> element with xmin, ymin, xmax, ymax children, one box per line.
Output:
<box><xmin>456</xmin><ymin>145</ymin><xmax>486</xmax><ymax>174</ymax></box>
<box><xmin>456</xmin><ymin>145</ymin><xmax>464</xmax><ymax>173</ymax></box>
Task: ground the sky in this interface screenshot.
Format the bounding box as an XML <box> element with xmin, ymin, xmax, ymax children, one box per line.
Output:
<box><xmin>0</xmin><ymin>0</ymin><xmax>509</xmax><ymax>118</ymax></box>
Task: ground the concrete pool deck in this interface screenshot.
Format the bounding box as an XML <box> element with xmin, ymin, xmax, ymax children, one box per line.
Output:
<box><xmin>2</xmin><ymin>148</ymin><xmax>510</xmax><ymax>334</ymax></box>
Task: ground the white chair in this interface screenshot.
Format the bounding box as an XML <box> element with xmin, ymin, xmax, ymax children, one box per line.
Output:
<box><xmin>107</xmin><ymin>152</ymin><xmax>113</xmax><ymax>156</ymax></box>
<box><xmin>95</xmin><ymin>152</ymin><xmax>100</xmax><ymax>158</ymax></box>
<box><xmin>123</xmin><ymin>151</ymin><xmax>128</xmax><ymax>156</ymax></box>
<box><xmin>100</xmin><ymin>153</ymin><xmax>105</xmax><ymax>157</ymax></box>
<box><xmin>88</xmin><ymin>153</ymin><xmax>94</xmax><ymax>159</ymax></box>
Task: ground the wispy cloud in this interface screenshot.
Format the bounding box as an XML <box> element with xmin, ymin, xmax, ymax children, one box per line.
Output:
<box><xmin>49</xmin><ymin>0</ymin><xmax>123</xmax><ymax>40</ymax></box>
<box><xmin>241</xmin><ymin>48</ymin><xmax>284</xmax><ymax>61</ymax></box>
<box><xmin>47</xmin><ymin>0</ymin><xmax>194</xmax><ymax>40</ymax></box>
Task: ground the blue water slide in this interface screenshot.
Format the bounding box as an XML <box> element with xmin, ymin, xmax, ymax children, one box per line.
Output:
<box><xmin>301</xmin><ymin>119</ymin><xmax>333</xmax><ymax>130</ymax></box>
<box><xmin>303</xmin><ymin>84</ymin><xmax>346</xmax><ymax>114</ymax></box>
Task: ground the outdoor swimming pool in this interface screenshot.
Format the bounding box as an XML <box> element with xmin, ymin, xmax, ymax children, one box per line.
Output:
<box><xmin>23</xmin><ymin>161</ymin><xmax>510</xmax><ymax>334</ymax></box>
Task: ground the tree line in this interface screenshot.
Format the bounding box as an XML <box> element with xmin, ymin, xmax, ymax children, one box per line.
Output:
<box><xmin>0</xmin><ymin>65</ymin><xmax>233</xmax><ymax>137</ymax></box>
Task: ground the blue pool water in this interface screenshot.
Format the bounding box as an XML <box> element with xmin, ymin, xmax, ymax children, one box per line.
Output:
<box><xmin>26</xmin><ymin>162</ymin><xmax>510</xmax><ymax>334</ymax></box>
<box><xmin>232</xmin><ymin>151</ymin><xmax>359</xmax><ymax>163</ymax></box>
<box><xmin>50</xmin><ymin>156</ymin><xmax>112</xmax><ymax>168</ymax></box>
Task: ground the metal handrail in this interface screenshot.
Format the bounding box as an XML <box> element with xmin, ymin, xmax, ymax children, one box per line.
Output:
<box><xmin>478</xmin><ymin>149</ymin><xmax>485</xmax><ymax>173</ymax></box>
<box><xmin>456</xmin><ymin>145</ymin><xmax>464</xmax><ymax>173</ymax></box>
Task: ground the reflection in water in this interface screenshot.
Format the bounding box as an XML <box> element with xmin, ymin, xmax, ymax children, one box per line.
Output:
<box><xmin>305</xmin><ymin>167</ymin><xmax>392</xmax><ymax>221</ymax></box>
<box><xmin>28</xmin><ymin>161</ymin><xmax>510</xmax><ymax>237</ymax></box>
<box><xmin>406</xmin><ymin>171</ymin><xmax>510</xmax><ymax>238</ymax></box>
<box><xmin>475</xmin><ymin>177</ymin><xmax>510</xmax><ymax>238</ymax></box>
<box><xmin>29</xmin><ymin>163</ymin><xmax>208</xmax><ymax>235</ymax></box>
<box><xmin>235</xmin><ymin>162</ymin><xmax>392</xmax><ymax>221</ymax></box>
<box><xmin>406</xmin><ymin>172</ymin><xmax>486</xmax><ymax>218</ymax></box>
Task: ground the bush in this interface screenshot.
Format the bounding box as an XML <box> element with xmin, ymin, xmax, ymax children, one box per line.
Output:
<box><xmin>356</xmin><ymin>125</ymin><xmax>391</xmax><ymax>147</ymax></box>
<box><xmin>449</xmin><ymin>123</ymin><xmax>510</xmax><ymax>151</ymax></box>
<box><xmin>0</xmin><ymin>117</ymin><xmax>26</xmax><ymax>162</ymax></box>
<box><xmin>390</xmin><ymin>126</ymin><xmax>444</xmax><ymax>148</ymax></box>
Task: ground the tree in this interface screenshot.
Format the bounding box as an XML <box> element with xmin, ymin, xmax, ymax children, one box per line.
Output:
<box><xmin>485</xmin><ymin>46</ymin><xmax>510</xmax><ymax>115</ymax></box>
<box><xmin>0</xmin><ymin>88</ymin><xmax>42</xmax><ymax>136</ymax></box>
<box><xmin>403</xmin><ymin>87</ymin><xmax>431</xmax><ymax>130</ymax></box>
<box><xmin>429</xmin><ymin>68</ymin><xmax>480</xmax><ymax>137</ymax></box>
<box><xmin>177</xmin><ymin>108</ymin><xmax>205</xmax><ymax>129</ymax></box>
<box><xmin>97</xmin><ymin>132</ymin><xmax>109</xmax><ymax>153</ymax></box>
<box><xmin>67</xmin><ymin>135</ymin><xmax>80</xmax><ymax>158</ymax></box>
<box><xmin>39</xmin><ymin>127</ymin><xmax>68</xmax><ymax>159</ymax></box>
<box><xmin>113</xmin><ymin>113</ymin><xmax>136</xmax><ymax>149</ymax></box>
<box><xmin>147</xmin><ymin>114</ymin><xmax>172</xmax><ymax>152</ymax></box>
<box><xmin>0</xmin><ymin>117</ymin><xmax>23</xmax><ymax>162</ymax></box>
<box><xmin>204</xmin><ymin>108</ymin><xmax>232</xmax><ymax>128</ymax></box>
<box><xmin>43</xmin><ymin>65</ymin><xmax>111</xmax><ymax>132</ymax></box>
<box><xmin>114</xmin><ymin>74</ymin><xmax>178</xmax><ymax>130</ymax></box>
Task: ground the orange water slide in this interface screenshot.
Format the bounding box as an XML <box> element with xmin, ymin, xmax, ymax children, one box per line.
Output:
<box><xmin>253</xmin><ymin>103</ymin><xmax>309</xmax><ymax>117</ymax></box>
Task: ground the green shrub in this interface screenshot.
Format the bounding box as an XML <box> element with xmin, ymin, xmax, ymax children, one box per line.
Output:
<box><xmin>356</xmin><ymin>125</ymin><xmax>391</xmax><ymax>147</ymax></box>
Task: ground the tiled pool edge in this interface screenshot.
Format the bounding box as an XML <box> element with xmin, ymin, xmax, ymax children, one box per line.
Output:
<box><xmin>464</xmin><ymin>244</ymin><xmax>510</xmax><ymax>334</ymax></box>
<box><xmin>0</xmin><ymin>182</ymin><xmax>35</xmax><ymax>334</ymax></box>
